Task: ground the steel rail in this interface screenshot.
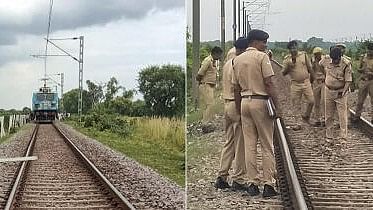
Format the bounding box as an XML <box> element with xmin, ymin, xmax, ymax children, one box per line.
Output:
<box><xmin>4</xmin><ymin>124</ymin><xmax>39</xmax><ymax>210</ymax></box>
<box><xmin>53</xmin><ymin>123</ymin><xmax>136</xmax><ymax>210</ymax></box>
<box><xmin>275</xmin><ymin>118</ymin><xmax>308</xmax><ymax>210</ymax></box>
<box><xmin>349</xmin><ymin>109</ymin><xmax>373</xmax><ymax>136</ymax></box>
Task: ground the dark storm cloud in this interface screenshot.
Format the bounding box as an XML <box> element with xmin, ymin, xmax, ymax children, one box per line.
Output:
<box><xmin>0</xmin><ymin>0</ymin><xmax>184</xmax><ymax>45</ymax></box>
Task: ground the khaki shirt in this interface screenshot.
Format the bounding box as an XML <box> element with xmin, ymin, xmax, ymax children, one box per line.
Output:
<box><xmin>222</xmin><ymin>59</ymin><xmax>235</xmax><ymax>100</ymax></box>
<box><xmin>359</xmin><ymin>54</ymin><xmax>373</xmax><ymax>80</ymax></box>
<box><xmin>232</xmin><ymin>47</ymin><xmax>274</xmax><ymax>96</ymax></box>
<box><xmin>283</xmin><ymin>51</ymin><xmax>312</xmax><ymax>82</ymax></box>
<box><xmin>225</xmin><ymin>47</ymin><xmax>236</xmax><ymax>63</ymax></box>
<box><xmin>321</xmin><ymin>59</ymin><xmax>352</xmax><ymax>89</ymax></box>
<box><xmin>312</xmin><ymin>55</ymin><xmax>325</xmax><ymax>81</ymax></box>
<box><xmin>198</xmin><ymin>55</ymin><xmax>217</xmax><ymax>84</ymax></box>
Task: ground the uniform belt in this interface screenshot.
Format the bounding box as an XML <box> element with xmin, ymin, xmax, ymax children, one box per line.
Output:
<box><xmin>325</xmin><ymin>85</ymin><xmax>344</xmax><ymax>91</ymax></box>
<box><xmin>292</xmin><ymin>78</ymin><xmax>309</xmax><ymax>83</ymax></box>
<box><xmin>200</xmin><ymin>82</ymin><xmax>215</xmax><ymax>85</ymax></box>
<box><xmin>241</xmin><ymin>95</ymin><xmax>269</xmax><ymax>100</ymax></box>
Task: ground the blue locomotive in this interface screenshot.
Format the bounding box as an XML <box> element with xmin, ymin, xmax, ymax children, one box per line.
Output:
<box><xmin>31</xmin><ymin>84</ymin><xmax>59</xmax><ymax>122</ymax></box>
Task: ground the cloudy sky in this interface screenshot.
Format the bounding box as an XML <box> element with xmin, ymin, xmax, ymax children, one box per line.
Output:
<box><xmin>187</xmin><ymin>0</ymin><xmax>373</xmax><ymax>42</ymax></box>
<box><xmin>0</xmin><ymin>0</ymin><xmax>185</xmax><ymax>109</ymax></box>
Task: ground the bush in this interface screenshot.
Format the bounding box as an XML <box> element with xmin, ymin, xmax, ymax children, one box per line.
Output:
<box><xmin>80</xmin><ymin>113</ymin><xmax>133</xmax><ymax>137</ymax></box>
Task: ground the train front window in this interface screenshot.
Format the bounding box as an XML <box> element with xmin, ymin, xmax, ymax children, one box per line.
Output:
<box><xmin>36</xmin><ymin>93</ymin><xmax>55</xmax><ymax>101</ymax></box>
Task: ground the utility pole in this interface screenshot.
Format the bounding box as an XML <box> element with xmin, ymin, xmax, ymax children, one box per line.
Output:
<box><xmin>60</xmin><ymin>73</ymin><xmax>64</xmax><ymax>112</ymax></box>
<box><xmin>221</xmin><ymin>0</ymin><xmax>225</xmax><ymax>56</ymax></box>
<box><xmin>233</xmin><ymin>0</ymin><xmax>237</xmax><ymax>41</ymax></box>
<box><xmin>238</xmin><ymin>0</ymin><xmax>241</xmax><ymax>37</ymax></box>
<box><xmin>192</xmin><ymin>0</ymin><xmax>200</xmax><ymax>109</ymax></box>
<box><xmin>78</xmin><ymin>36</ymin><xmax>84</xmax><ymax>118</ymax></box>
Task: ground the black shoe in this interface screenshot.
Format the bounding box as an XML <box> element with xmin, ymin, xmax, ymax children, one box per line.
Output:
<box><xmin>246</xmin><ymin>183</ymin><xmax>260</xmax><ymax>196</ymax></box>
<box><xmin>263</xmin><ymin>184</ymin><xmax>278</xmax><ymax>198</ymax></box>
<box><xmin>214</xmin><ymin>177</ymin><xmax>230</xmax><ymax>189</ymax></box>
<box><xmin>231</xmin><ymin>181</ymin><xmax>248</xmax><ymax>191</ymax></box>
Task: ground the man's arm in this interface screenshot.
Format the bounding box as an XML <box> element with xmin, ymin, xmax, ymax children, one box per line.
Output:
<box><xmin>305</xmin><ymin>54</ymin><xmax>315</xmax><ymax>82</ymax></box>
<box><xmin>343</xmin><ymin>63</ymin><xmax>353</xmax><ymax>96</ymax></box>
<box><xmin>264</xmin><ymin>76</ymin><xmax>281</xmax><ymax>117</ymax></box>
<box><xmin>233</xmin><ymin>84</ymin><xmax>241</xmax><ymax>114</ymax></box>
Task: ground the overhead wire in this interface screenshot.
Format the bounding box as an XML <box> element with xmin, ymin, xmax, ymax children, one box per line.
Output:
<box><xmin>44</xmin><ymin>0</ymin><xmax>54</xmax><ymax>80</ymax></box>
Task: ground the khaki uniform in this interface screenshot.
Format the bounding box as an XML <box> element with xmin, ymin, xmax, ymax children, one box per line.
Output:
<box><xmin>198</xmin><ymin>55</ymin><xmax>217</xmax><ymax>122</ymax></box>
<box><xmin>355</xmin><ymin>54</ymin><xmax>373</xmax><ymax>120</ymax></box>
<box><xmin>232</xmin><ymin>47</ymin><xmax>276</xmax><ymax>186</ymax></box>
<box><xmin>218</xmin><ymin>59</ymin><xmax>245</xmax><ymax>183</ymax></box>
<box><xmin>283</xmin><ymin>52</ymin><xmax>314</xmax><ymax>120</ymax></box>
<box><xmin>321</xmin><ymin>58</ymin><xmax>352</xmax><ymax>139</ymax></box>
<box><xmin>225</xmin><ymin>47</ymin><xmax>236</xmax><ymax>62</ymax></box>
<box><xmin>312</xmin><ymin>56</ymin><xmax>326</xmax><ymax>122</ymax></box>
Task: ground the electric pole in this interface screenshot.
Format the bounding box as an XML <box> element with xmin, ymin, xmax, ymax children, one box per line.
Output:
<box><xmin>221</xmin><ymin>0</ymin><xmax>225</xmax><ymax>56</ymax></box>
<box><xmin>192</xmin><ymin>0</ymin><xmax>200</xmax><ymax>109</ymax></box>
<box><xmin>233</xmin><ymin>0</ymin><xmax>237</xmax><ymax>41</ymax></box>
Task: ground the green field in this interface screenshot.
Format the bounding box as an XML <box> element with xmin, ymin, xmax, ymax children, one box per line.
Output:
<box><xmin>66</xmin><ymin>117</ymin><xmax>185</xmax><ymax>186</ymax></box>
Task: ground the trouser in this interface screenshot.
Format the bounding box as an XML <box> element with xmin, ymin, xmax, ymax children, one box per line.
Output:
<box><xmin>325</xmin><ymin>87</ymin><xmax>348</xmax><ymax>139</ymax></box>
<box><xmin>199</xmin><ymin>83</ymin><xmax>215</xmax><ymax>122</ymax></box>
<box><xmin>313</xmin><ymin>80</ymin><xmax>325</xmax><ymax>122</ymax></box>
<box><xmin>355</xmin><ymin>79</ymin><xmax>373</xmax><ymax>119</ymax></box>
<box><xmin>241</xmin><ymin>98</ymin><xmax>276</xmax><ymax>186</ymax></box>
<box><xmin>218</xmin><ymin>101</ymin><xmax>246</xmax><ymax>183</ymax></box>
<box><xmin>290</xmin><ymin>79</ymin><xmax>315</xmax><ymax>120</ymax></box>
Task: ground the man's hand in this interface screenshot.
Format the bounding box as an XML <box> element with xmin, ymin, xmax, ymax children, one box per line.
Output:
<box><xmin>196</xmin><ymin>74</ymin><xmax>203</xmax><ymax>82</ymax></box>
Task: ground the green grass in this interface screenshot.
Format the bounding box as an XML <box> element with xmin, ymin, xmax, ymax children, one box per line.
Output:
<box><xmin>66</xmin><ymin>117</ymin><xmax>185</xmax><ymax>186</ymax></box>
<box><xmin>187</xmin><ymin>91</ymin><xmax>225</xmax><ymax>124</ymax></box>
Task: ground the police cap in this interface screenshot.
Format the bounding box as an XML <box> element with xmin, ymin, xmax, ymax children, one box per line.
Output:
<box><xmin>336</xmin><ymin>43</ymin><xmax>346</xmax><ymax>49</ymax></box>
<box><xmin>234</xmin><ymin>37</ymin><xmax>249</xmax><ymax>49</ymax></box>
<box><xmin>247</xmin><ymin>29</ymin><xmax>269</xmax><ymax>43</ymax></box>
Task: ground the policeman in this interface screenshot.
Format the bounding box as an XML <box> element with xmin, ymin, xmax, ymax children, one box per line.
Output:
<box><xmin>196</xmin><ymin>47</ymin><xmax>223</xmax><ymax>122</ymax></box>
<box><xmin>282</xmin><ymin>41</ymin><xmax>315</xmax><ymax>126</ymax></box>
<box><xmin>353</xmin><ymin>42</ymin><xmax>373</xmax><ymax>124</ymax></box>
<box><xmin>336</xmin><ymin>43</ymin><xmax>352</xmax><ymax>62</ymax></box>
<box><xmin>215</xmin><ymin>37</ymin><xmax>248</xmax><ymax>189</ymax></box>
<box><xmin>232</xmin><ymin>29</ymin><xmax>280</xmax><ymax>197</ymax></box>
<box><xmin>225</xmin><ymin>46</ymin><xmax>236</xmax><ymax>62</ymax></box>
<box><xmin>320</xmin><ymin>47</ymin><xmax>352</xmax><ymax>140</ymax></box>
<box><xmin>267</xmin><ymin>49</ymin><xmax>273</xmax><ymax>60</ymax></box>
<box><xmin>312</xmin><ymin>47</ymin><xmax>326</xmax><ymax>126</ymax></box>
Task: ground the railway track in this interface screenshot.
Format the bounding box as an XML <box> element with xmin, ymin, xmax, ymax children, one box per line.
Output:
<box><xmin>271</xmin><ymin>60</ymin><xmax>373</xmax><ymax>209</ymax></box>
<box><xmin>4</xmin><ymin>123</ymin><xmax>135</xmax><ymax>210</ymax></box>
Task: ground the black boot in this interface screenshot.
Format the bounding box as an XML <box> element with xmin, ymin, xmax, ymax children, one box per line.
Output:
<box><xmin>231</xmin><ymin>181</ymin><xmax>248</xmax><ymax>191</ymax></box>
<box><xmin>214</xmin><ymin>176</ymin><xmax>230</xmax><ymax>189</ymax></box>
<box><xmin>263</xmin><ymin>184</ymin><xmax>278</xmax><ymax>198</ymax></box>
<box><xmin>246</xmin><ymin>183</ymin><xmax>260</xmax><ymax>196</ymax></box>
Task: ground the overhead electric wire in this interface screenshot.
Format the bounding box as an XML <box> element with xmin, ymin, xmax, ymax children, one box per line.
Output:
<box><xmin>44</xmin><ymin>0</ymin><xmax>54</xmax><ymax>79</ymax></box>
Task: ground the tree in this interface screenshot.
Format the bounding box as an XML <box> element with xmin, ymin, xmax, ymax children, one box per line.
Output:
<box><xmin>138</xmin><ymin>64</ymin><xmax>185</xmax><ymax>118</ymax></box>
<box><xmin>105</xmin><ymin>77</ymin><xmax>121</xmax><ymax>103</ymax></box>
<box><xmin>63</xmin><ymin>89</ymin><xmax>90</xmax><ymax>114</ymax></box>
<box><xmin>22</xmin><ymin>107</ymin><xmax>31</xmax><ymax>114</ymax></box>
<box><xmin>86</xmin><ymin>80</ymin><xmax>104</xmax><ymax>109</ymax></box>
